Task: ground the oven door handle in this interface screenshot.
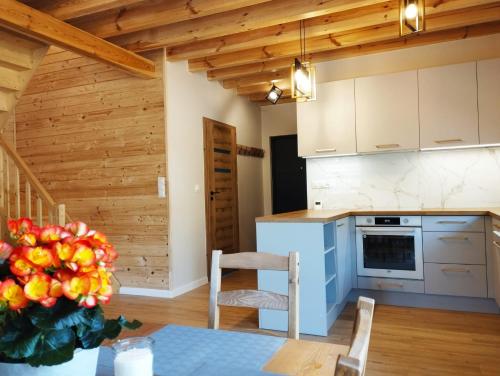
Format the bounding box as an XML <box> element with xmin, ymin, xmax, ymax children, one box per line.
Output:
<box><xmin>359</xmin><ymin>227</ymin><xmax>419</xmax><ymax>234</ymax></box>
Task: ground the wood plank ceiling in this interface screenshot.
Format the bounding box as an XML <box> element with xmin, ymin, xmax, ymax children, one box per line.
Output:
<box><xmin>19</xmin><ymin>0</ymin><xmax>500</xmax><ymax>104</ymax></box>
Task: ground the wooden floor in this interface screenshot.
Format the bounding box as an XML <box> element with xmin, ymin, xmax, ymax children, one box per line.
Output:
<box><xmin>104</xmin><ymin>270</ymin><xmax>500</xmax><ymax>376</ymax></box>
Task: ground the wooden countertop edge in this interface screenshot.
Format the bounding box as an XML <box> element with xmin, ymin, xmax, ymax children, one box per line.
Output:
<box><xmin>256</xmin><ymin>209</ymin><xmax>500</xmax><ymax>223</ymax></box>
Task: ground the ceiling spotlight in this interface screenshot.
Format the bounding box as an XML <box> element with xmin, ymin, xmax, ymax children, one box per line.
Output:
<box><xmin>400</xmin><ymin>0</ymin><xmax>425</xmax><ymax>36</ymax></box>
<box><xmin>265</xmin><ymin>84</ymin><xmax>283</xmax><ymax>104</ymax></box>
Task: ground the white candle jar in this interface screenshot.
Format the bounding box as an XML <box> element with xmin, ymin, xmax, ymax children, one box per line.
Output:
<box><xmin>112</xmin><ymin>337</ymin><xmax>155</xmax><ymax>376</ymax></box>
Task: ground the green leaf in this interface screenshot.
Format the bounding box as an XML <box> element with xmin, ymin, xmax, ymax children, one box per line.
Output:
<box><xmin>1</xmin><ymin>331</ymin><xmax>41</xmax><ymax>359</ymax></box>
<box><xmin>118</xmin><ymin>316</ymin><xmax>142</xmax><ymax>330</ymax></box>
<box><xmin>27</xmin><ymin>329</ymin><xmax>76</xmax><ymax>367</ymax></box>
<box><xmin>29</xmin><ymin>300</ymin><xmax>90</xmax><ymax>330</ymax></box>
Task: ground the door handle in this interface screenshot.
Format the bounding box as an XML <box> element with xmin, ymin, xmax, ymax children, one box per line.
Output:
<box><xmin>377</xmin><ymin>282</ymin><xmax>403</xmax><ymax>289</ymax></box>
<box><xmin>438</xmin><ymin>236</ymin><xmax>469</xmax><ymax>241</ymax></box>
<box><xmin>434</xmin><ymin>138</ymin><xmax>463</xmax><ymax>144</ymax></box>
<box><xmin>436</xmin><ymin>220</ymin><xmax>467</xmax><ymax>224</ymax></box>
<box><xmin>210</xmin><ymin>191</ymin><xmax>221</xmax><ymax>195</ymax></box>
<box><xmin>315</xmin><ymin>148</ymin><xmax>337</xmax><ymax>153</ymax></box>
<box><xmin>441</xmin><ymin>267</ymin><xmax>470</xmax><ymax>273</ymax></box>
<box><xmin>375</xmin><ymin>143</ymin><xmax>400</xmax><ymax>149</ymax></box>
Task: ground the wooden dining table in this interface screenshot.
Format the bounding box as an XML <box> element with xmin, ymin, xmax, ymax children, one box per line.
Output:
<box><xmin>97</xmin><ymin>325</ymin><xmax>349</xmax><ymax>376</ymax></box>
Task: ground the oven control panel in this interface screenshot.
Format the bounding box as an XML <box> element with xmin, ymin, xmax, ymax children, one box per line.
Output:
<box><xmin>355</xmin><ymin>216</ymin><xmax>422</xmax><ymax>227</ymax></box>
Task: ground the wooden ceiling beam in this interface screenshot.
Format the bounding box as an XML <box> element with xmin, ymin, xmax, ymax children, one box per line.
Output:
<box><xmin>71</xmin><ymin>0</ymin><xmax>272</xmax><ymax>39</ymax></box>
<box><xmin>0</xmin><ymin>0</ymin><xmax>156</xmax><ymax>78</ymax></box>
<box><xmin>24</xmin><ymin>0</ymin><xmax>146</xmax><ymax>20</ymax></box>
<box><xmin>190</xmin><ymin>3</ymin><xmax>500</xmax><ymax>72</ymax></box>
<box><xmin>108</xmin><ymin>0</ymin><xmax>388</xmax><ymax>52</ymax></box>
<box><xmin>169</xmin><ymin>0</ymin><xmax>497</xmax><ymax>61</ymax></box>
<box><xmin>208</xmin><ymin>20</ymin><xmax>500</xmax><ymax>82</ymax></box>
<box><xmin>223</xmin><ymin>69</ymin><xmax>290</xmax><ymax>89</ymax></box>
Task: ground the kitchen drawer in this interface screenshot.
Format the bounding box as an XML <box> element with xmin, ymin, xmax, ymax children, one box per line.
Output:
<box><xmin>423</xmin><ymin>232</ymin><xmax>486</xmax><ymax>264</ymax></box>
<box><xmin>422</xmin><ymin>216</ymin><xmax>484</xmax><ymax>232</ymax></box>
<box><xmin>424</xmin><ymin>263</ymin><xmax>487</xmax><ymax>298</ymax></box>
<box><xmin>358</xmin><ymin>277</ymin><xmax>424</xmax><ymax>294</ymax></box>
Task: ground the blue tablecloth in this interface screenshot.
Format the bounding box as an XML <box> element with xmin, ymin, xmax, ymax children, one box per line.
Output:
<box><xmin>97</xmin><ymin>325</ymin><xmax>286</xmax><ymax>376</ymax></box>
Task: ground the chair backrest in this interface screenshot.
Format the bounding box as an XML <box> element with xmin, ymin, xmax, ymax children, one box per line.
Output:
<box><xmin>335</xmin><ymin>296</ymin><xmax>375</xmax><ymax>376</ymax></box>
<box><xmin>208</xmin><ymin>250</ymin><xmax>299</xmax><ymax>339</ymax></box>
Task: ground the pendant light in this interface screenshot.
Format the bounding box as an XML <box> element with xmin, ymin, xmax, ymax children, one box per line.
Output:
<box><xmin>400</xmin><ymin>0</ymin><xmax>425</xmax><ymax>36</ymax></box>
<box><xmin>291</xmin><ymin>20</ymin><xmax>316</xmax><ymax>102</ymax></box>
<box><xmin>265</xmin><ymin>83</ymin><xmax>283</xmax><ymax>104</ymax></box>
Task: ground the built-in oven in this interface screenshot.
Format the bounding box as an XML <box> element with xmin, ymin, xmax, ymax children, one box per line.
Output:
<box><xmin>356</xmin><ymin>216</ymin><xmax>423</xmax><ymax>280</ymax></box>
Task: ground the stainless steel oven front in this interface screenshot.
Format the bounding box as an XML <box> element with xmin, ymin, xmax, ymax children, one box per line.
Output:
<box><xmin>356</xmin><ymin>216</ymin><xmax>423</xmax><ymax>280</ymax></box>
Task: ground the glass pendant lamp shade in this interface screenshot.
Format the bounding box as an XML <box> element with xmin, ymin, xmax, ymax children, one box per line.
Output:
<box><xmin>290</xmin><ymin>19</ymin><xmax>316</xmax><ymax>102</ymax></box>
<box><xmin>400</xmin><ymin>0</ymin><xmax>425</xmax><ymax>36</ymax></box>
<box><xmin>291</xmin><ymin>58</ymin><xmax>316</xmax><ymax>101</ymax></box>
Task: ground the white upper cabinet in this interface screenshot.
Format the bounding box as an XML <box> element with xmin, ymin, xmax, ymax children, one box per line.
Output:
<box><xmin>419</xmin><ymin>62</ymin><xmax>479</xmax><ymax>149</ymax></box>
<box><xmin>355</xmin><ymin>70</ymin><xmax>419</xmax><ymax>153</ymax></box>
<box><xmin>297</xmin><ymin>79</ymin><xmax>356</xmax><ymax>157</ymax></box>
<box><xmin>478</xmin><ymin>58</ymin><xmax>500</xmax><ymax>145</ymax></box>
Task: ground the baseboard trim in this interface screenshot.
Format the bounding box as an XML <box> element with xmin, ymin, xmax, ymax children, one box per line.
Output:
<box><xmin>120</xmin><ymin>277</ymin><xmax>208</xmax><ymax>299</ymax></box>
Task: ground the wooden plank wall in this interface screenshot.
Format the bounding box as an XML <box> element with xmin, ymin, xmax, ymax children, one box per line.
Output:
<box><xmin>14</xmin><ymin>47</ymin><xmax>169</xmax><ymax>289</ymax></box>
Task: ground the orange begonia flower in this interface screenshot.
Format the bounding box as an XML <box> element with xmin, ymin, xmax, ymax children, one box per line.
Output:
<box><xmin>65</xmin><ymin>222</ymin><xmax>89</xmax><ymax>237</ymax></box>
<box><xmin>10</xmin><ymin>255</ymin><xmax>40</xmax><ymax>277</ymax></box>
<box><xmin>40</xmin><ymin>225</ymin><xmax>65</xmax><ymax>243</ymax></box>
<box><xmin>7</xmin><ymin>218</ymin><xmax>33</xmax><ymax>236</ymax></box>
<box><xmin>0</xmin><ymin>279</ymin><xmax>29</xmax><ymax>310</ymax></box>
<box><xmin>54</xmin><ymin>242</ymin><xmax>74</xmax><ymax>261</ymax></box>
<box><xmin>24</xmin><ymin>273</ymin><xmax>51</xmax><ymax>301</ymax></box>
<box><xmin>71</xmin><ymin>243</ymin><xmax>95</xmax><ymax>268</ymax></box>
<box><xmin>81</xmin><ymin>295</ymin><xmax>97</xmax><ymax>308</ymax></box>
<box><xmin>62</xmin><ymin>276</ymin><xmax>90</xmax><ymax>300</ymax></box>
<box><xmin>23</xmin><ymin>246</ymin><xmax>54</xmax><ymax>268</ymax></box>
<box><xmin>18</xmin><ymin>233</ymin><xmax>37</xmax><ymax>247</ymax></box>
<box><xmin>49</xmin><ymin>278</ymin><xmax>63</xmax><ymax>298</ymax></box>
<box><xmin>0</xmin><ymin>241</ymin><xmax>13</xmax><ymax>261</ymax></box>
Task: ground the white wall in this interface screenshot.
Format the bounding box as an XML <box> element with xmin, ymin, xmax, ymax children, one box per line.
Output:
<box><xmin>166</xmin><ymin>60</ymin><xmax>263</xmax><ymax>291</ymax></box>
<box><xmin>260</xmin><ymin>103</ymin><xmax>297</xmax><ymax>215</ymax></box>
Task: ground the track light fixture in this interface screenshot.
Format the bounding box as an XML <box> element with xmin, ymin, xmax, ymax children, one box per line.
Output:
<box><xmin>265</xmin><ymin>84</ymin><xmax>283</xmax><ymax>104</ymax></box>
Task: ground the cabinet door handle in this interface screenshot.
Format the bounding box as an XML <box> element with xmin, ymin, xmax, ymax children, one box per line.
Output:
<box><xmin>375</xmin><ymin>144</ymin><xmax>400</xmax><ymax>149</ymax></box>
<box><xmin>438</xmin><ymin>236</ymin><xmax>469</xmax><ymax>241</ymax></box>
<box><xmin>337</xmin><ymin>223</ymin><xmax>345</xmax><ymax>227</ymax></box>
<box><xmin>434</xmin><ymin>138</ymin><xmax>463</xmax><ymax>144</ymax></box>
<box><xmin>377</xmin><ymin>282</ymin><xmax>403</xmax><ymax>289</ymax></box>
<box><xmin>315</xmin><ymin>148</ymin><xmax>337</xmax><ymax>153</ymax></box>
<box><xmin>441</xmin><ymin>267</ymin><xmax>470</xmax><ymax>273</ymax></box>
<box><xmin>436</xmin><ymin>220</ymin><xmax>467</xmax><ymax>224</ymax></box>
<box><xmin>493</xmin><ymin>241</ymin><xmax>500</xmax><ymax>249</ymax></box>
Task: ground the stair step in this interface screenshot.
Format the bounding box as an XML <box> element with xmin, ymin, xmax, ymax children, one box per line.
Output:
<box><xmin>0</xmin><ymin>65</ymin><xmax>25</xmax><ymax>92</ymax></box>
<box><xmin>0</xmin><ymin>30</ymin><xmax>34</xmax><ymax>71</ymax></box>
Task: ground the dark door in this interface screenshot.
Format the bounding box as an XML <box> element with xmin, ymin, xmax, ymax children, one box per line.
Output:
<box><xmin>270</xmin><ymin>135</ymin><xmax>307</xmax><ymax>214</ymax></box>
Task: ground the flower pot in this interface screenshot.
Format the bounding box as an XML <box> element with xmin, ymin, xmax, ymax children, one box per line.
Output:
<box><xmin>0</xmin><ymin>347</ymin><xmax>100</xmax><ymax>376</ymax></box>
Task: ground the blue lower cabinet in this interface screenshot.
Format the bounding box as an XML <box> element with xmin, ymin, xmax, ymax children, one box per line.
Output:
<box><xmin>257</xmin><ymin>220</ymin><xmax>351</xmax><ymax>336</ymax></box>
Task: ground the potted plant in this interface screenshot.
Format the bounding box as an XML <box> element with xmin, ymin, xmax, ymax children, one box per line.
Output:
<box><xmin>0</xmin><ymin>218</ymin><xmax>140</xmax><ymax>375</ymax></box>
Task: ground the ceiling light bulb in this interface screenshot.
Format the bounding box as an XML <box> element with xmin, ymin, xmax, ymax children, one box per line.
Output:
<box><xmin>268</xmin><ymin>91</ymin><xmax>278</xmax><ymax>101</ymax></box>
<box><xmin>404</xmin><ymin>3</ymin><xmax>418</xmax><ymax>20</ymax></box>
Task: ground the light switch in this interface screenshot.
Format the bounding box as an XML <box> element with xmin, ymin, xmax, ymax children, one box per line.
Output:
<box><xmin>157</xmin><ymin>176</ymin><xmax>166</xmax><ymax>198</ymax></box>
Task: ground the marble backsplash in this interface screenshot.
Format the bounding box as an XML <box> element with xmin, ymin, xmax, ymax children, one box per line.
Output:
<box><xmin>306</xmin><ymin>147</ymin><xmax>500</xmax><ymax>210</ymax></box>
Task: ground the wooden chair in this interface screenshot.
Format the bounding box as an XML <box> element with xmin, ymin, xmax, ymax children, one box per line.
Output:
<box><xmin>208</xmin><ymin>250</ymin><xmax>299</xmax><ymax>339</ymax></box>
<box><xmin>335</xmin><ymin>297</ymin><xmax>375</xmax><ymax>376</ymax></box>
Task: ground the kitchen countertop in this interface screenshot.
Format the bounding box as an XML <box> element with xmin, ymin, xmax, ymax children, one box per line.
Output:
<box><xmin>256</xmin><ymin>208</ymin><xmax>500</xmax><ymax>223</ymax></box>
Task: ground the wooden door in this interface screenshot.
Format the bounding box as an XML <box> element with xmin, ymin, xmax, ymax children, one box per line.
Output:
<box><xmin>355</xmin><ymin>70</ymin><xmax>419</xmax><ymax>153</ymax></box>
<box><xmin>203</xmin><ymin>118</ymin><xmax>239</xmax><ymax>278</ymax></box>
<box><xmin>419</xmin><ymin>62</ymin><xmax>479</xmax><ymax>148</ymax></box>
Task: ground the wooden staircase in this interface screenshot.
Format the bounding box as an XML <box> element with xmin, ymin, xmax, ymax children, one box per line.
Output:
<box><xmin>0</xmin><ymin>28</ymin><xmax>66</xmax><ymax>234</ymax></box>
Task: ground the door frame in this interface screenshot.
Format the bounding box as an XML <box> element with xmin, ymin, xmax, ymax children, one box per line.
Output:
<box><xmin>203</xmin><ymin>117</ymin><xmax>239</xmax><ymax>279</ymax></box>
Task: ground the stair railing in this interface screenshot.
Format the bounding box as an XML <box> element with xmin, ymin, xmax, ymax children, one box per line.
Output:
<box><xmin>0</xmin><ymin>134</ymin><xmax>68</xmax><ymax>232</ymax></box>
